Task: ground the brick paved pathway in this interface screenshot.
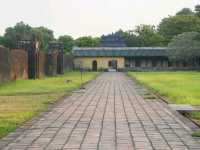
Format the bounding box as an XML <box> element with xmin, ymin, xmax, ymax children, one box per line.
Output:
<box><xmin>1</xmin><ymin>72</ymin><xmax>200</xmax><ymax>150</ymax></box>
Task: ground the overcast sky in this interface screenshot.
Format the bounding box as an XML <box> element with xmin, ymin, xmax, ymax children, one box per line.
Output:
<box><xmin>0</xmin><ymin>0</ymin><xmax>199</xmax><ymax>38</ymax></box>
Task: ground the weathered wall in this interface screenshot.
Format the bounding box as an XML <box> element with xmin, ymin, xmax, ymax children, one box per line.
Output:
<box><xmin>74</xmin><ymin>57</ymin><xmax>125</xmax><ymax>70</ymax></box>
<box><xmin>10</xmin><ymin>49</ymin><xmax>28</xmax><ymax>80</ymax></box>
<box><xmin>64</xmin><ymin>55</ymin><xmax>74</xmax><ymax>71</ymax></box>
<box><xmin>45</xmin><ymin>53</ymin><xmax>58</xmax><ymax>76</ymax></box>
<box><xmin>37</xmin><ymin>51</ymin><xmax>46</xmax><ymax>78</ymax></box>
<box><xmin>0</xmin><ymin>46</ymin><xmax>11</xmax><ymax>83</ymax></box>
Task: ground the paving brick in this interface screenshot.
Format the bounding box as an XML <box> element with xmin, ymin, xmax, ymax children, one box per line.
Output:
<box><xmin>1</xmin><ymin>72</ymin><xmax>200</xmax><ymax>150</ymax></box>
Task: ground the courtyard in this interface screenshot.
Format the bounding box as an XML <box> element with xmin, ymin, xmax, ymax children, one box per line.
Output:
<box><xmin>1</xmin><ymin>72</ymin><xmax>200</xmax><ymax>150</ymax></box>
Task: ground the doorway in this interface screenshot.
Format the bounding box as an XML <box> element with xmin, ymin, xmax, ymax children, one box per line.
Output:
<box><xmin>108</xmin><ymin>60</ymin><xmax>118</xmax><ymax>70</ymax></box>
<box><xmin>92</xmin><ymin>60</ymin><xmax>97</xmax><ymax>71</ymax></box>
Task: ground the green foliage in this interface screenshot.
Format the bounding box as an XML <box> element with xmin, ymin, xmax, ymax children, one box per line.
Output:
<box><xmin>58</xmin><ymin>35</ymin><xmax>74</xmax><ymax>53</ymax></box>
<box><xmin>176</xmin><ymin>8</ymin><xmax>195</xmax><ymax>16</ymax></box>
<box><xmin>3</xmin><ymin>22</ymin><xmax>54</xmax><ymax>50</ymax></box>
<box><xmin>75</xmin><ymin>36</ymin><xmax>100</xmax><ymax>47</ymax></box>
<box><xmin>158</xmin><ymin>15</ymin><xmax>200</xmax><ymax>42</ymax></box>
<box><xmin>110</xmin><ymin>27</ymin><xmax>166</xmax><ymax>47</ymax></box>
<box><xmin>0</xmin><ymin>36</ymin><xmax>4</xmax><ymax>46</ymax></box>
<box><xmin>192</xmin><ymin>131</ymin><xmax>200</xmax><ymax>137</ymax></box>
<box><xmin>168</xmin><ymin>32</ymin><xmax>200</xmax><ymax>61</ymax></box>
<box><xmin>0</xmin><ymin>72</ymin><xmax>98</xmax><ymax>138</ymax></box>
<box><xmin>123</xmin><ymin>30</ymin><xmax>141</xmax><ymax>47</ymax></box>
<box><xmin>135</xmin><ymin>25</ymin><xmax>166</xmax><ymax>46</ymax></box>
<box><xmin>4</xmin><ymin>22</ymin><xmax>34</xmax><ymax>48</ymax></box>
<box><xmin>33</xmin><ymin>27</ymin><xmax>54</xmax><ymax>51</ymax></box>
<box><xmin>0</xmin><ymin>36</ymin><xmax>10</xmax><ymax>47</ymax></box>
<box><xmin>195</xmin><ymin>5</ymin><xmax>200</xmax><ymax>17</ymax></box>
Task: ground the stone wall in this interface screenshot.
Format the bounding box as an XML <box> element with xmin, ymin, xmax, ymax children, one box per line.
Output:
<box><xmin>0</xmin><ymin>45</ymin><xmax>75</xmax><ymax>84</ymax></box>
<box><xmin>0</xmin><ymin>46</ymin><xmax>11</xmax><ymax>83</ymax></box>
<box><xmin>37</xmin><ymin>51</ymin><xmax>46</xmax><ymax>78</ymax></box>
<box><xmin>45</xmin><ymin>53</ymin><xmax>58</xmax><ymax>76</ymax></box>
<box><xmin>74</xmin><ymin>57</ymin><xmax>125</xmax><ymax>71</ymax></box>
<box><xmin>10</xmin><ymin>49</ymin><xmax>28</xmax><ymax>80</ymax></box>
<box><xmin>64</xmin><ymin>55</ymin><xmax>74</xmax><ymax>71</ymax></box>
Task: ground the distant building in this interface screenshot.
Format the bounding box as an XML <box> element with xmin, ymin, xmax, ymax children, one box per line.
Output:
<box><xmin>100</xmin><ymin>32</ymin><xmax>126</xmax><ymax>47</ymax></box>
<box><xmin>73</xmin><ymin>34</ymin><xmax>197</xmax><ymax>71</ymax></box>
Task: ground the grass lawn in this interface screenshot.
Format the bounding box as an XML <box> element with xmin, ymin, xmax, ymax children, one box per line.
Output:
<box><xmin>128</xmin><ymin>71</ymin><xmax>200</xmax><ymax>120</ymax></box>
<box><xmin>0</xmin><ymin>71</ymin><xmax>98</xmax><ymax>138</ymax></box>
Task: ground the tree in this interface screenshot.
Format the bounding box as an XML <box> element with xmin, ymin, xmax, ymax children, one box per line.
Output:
<box><xmin>33</xmin><ymin>27</ymin><xmax>54</xmax><ymax>50</ymax></box>
<box><xmin>123</xmin><ymin>30</ymin><xmax>141</xmax><ymax>47</ymax></box>
<box><xmin>75</xmin><ymin>36</ymin><xmax>100</xmax><ymax>47</ymax></box>
<box><xmin>176</xmin><ymin>8</ymin><xmax>194</xmax><ymax>16</ymax></box>
<box><xmin>158</xmin><ymin>15</ymin><xmax>200</xmax><ymax>43</ymax></box>
<box><xmin>3</xmin><ymin>22</ymin><xmax>54</xmax><ymax>50</ymax></box>
<box><xmin>195</xmin><ymin>5</ymin><xmax>200</xmax><ymax>17</ymax></box>
<box><xmin>135</xmin><ymin>24</ymin><xmax>166</xmax><ymax>46</ymax></box>
<box><xmin>168</xmin><ymin>32</ymin><xmax>200</xmax><ymax>62</ymax></box>
<box><xmin>58</xmin><ymin>35</ymin><xmax>74</xmax><ymax>53</ymax></box>
<box><xmin>0</xmin><ymin>36</ymin><xmax>4</xmax><ymax>46</ymax></box>
<box><xmin>0</xmin><ymin>36</ymin><xmax>10</xmax><ymax>48</ymax></box>
<box><xmin>4</xmin><ymin>22</ymin><xmax>34</xmax><ymax>48</ymax></box>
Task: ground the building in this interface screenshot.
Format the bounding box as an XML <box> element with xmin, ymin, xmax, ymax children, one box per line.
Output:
<box><xmin>72</xmin><ymin>33</ymin><xmax>197</xmax><ymax>71</ymax></box>
<box><xmin>73</xmin><ymin>47</ymin><xmax>169</xmax><ymax>71</ymax></box>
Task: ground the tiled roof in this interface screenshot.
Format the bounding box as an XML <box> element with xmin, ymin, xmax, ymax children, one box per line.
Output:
<box><xmin>73</xmin><ymin>47</ymin><xmax>168</xmax><ymax>57</ymax></box>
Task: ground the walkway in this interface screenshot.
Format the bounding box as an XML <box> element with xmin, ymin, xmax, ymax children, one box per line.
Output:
<box><xmin>1</xmin><ymin>72</ymin><xmax>200</xmax><ymax>150</ymax></box>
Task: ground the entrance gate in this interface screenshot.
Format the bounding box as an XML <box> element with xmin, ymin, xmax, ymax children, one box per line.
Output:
<box><xmin>108</xmin><ymin>60</ymin><xmax>118</xmax><ymax>70</ymax></box>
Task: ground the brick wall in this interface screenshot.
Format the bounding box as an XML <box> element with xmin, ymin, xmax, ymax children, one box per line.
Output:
<box><xmin>45</xmin><ymin>53</ymin><xmax>58</xmax><ymax>76</ymax></box>
<box><xmin>37</xmin><ymin>51</ymin><xmax>46</xmax><ymax>78</ymax></box>
<box><xmin>10</xmin><ymin>49</ymin><xmax>28</xmax><ymax>80</ymax></box>
<box><xmin>0</xmin><ymin>46</ymin><xmax>11</xmax><ymax>83</ymax></box>
<box><xmin>64</xmin><ymin>55</ymin><xmax>74</xmax><ymax>71</ymax></box>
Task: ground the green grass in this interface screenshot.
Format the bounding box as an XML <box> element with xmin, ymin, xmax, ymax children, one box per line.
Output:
<box><xmin>192</xmin><ymin>131</ymin><xmax>200</xmax><ymax>137</ymax></box>
<box><xmin>0</xmin><ymin>71</ymin><xmax>98</xmax><ymax>138</ymax></box>
<box><xmin>128</xmin><ymin>71</ymin><xmax>200</xmax><ymax>121</ymax></box>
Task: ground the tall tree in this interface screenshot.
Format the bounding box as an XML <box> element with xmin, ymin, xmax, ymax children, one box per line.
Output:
<box><xmin>0</xmin><ymin>36</ymin><xmax>10</xmax><ymax>48</ymax></box>
<box><xmin>33</xmin><ymin>27</ymin><xmax>54</xmax><ymax>50</ymax></box>
<box><xmin>75</xmin><ymin>36</ymin><xmax>100</xmax><ymax>47</ymax></box>
<box><xmin>158</xmin><ymin>15</ymin><xmax>200</xmax><ymax>43</ymax></box>
<box><xmin>176</xmin><ymin>8</ymin><xmax>194</xmax><ymax>16</ymax></box>
<box><xmin>58</xmin><ymin>35</ymin><xmax>74</xmax><ymax>53</ymax></box>
<box><xmin>135</xmin><ymin>24</ymin><xmax>166</xmax><ymax>46</ymax></box>
<box><xmin>4</xmin><ymin>22</ymin><xmax>34</xmax><ymax>48</ymax></box>
<box><xmin>168</xmin><ymin>32</ymin><xmax>200</xmax><ymax>61</ymax></box>
<box><xmin>195</xmin><ymin>5</ymin><xmax>200</xmax><ymax>17</ymax></box>
<box><xmin>123</xmin><ymin>30</ymin><xmax>141</xmax><ymax>47</ymax></box>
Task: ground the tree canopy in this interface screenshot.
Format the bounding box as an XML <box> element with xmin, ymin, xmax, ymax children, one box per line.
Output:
<box><xmin>176</xmin><ymin>8</ymin><xmax>195</xmax><ymax>16</ymax></box>
<box><xmin>75</xmin><ymin>36</ymin><xmax>100</xmax><ymax>47</ymax></box>
<box><xmin>195</xmin><ymin>5</ymin><xmax>200</xmax><ymax>17</ymax></box>
<box><xmin>158</xmin><ymin>15</ymin><xmax>200</xmax><ymax>43</ymax></box>
<box><xmin>58</xmin><ymin>35</ymin><xmax>74</xmax><ymax>53</ymax></box>
<box><xmin>123</xmin><ymin>30</ymin><xmax>141</xmax><ymax>47</ymax></box>
<box><xmin>33</xmin><ymin>27</ymin><xmax>54</xmax><ymax>50</ymax></box>
<box><xmin>0</xmin><ymin>36</ymin><xmax>9</xmax><ymax>48</ymax></box>
<box><xmin>134</xmin><ymin>24</ymin><xmax>166</xmax><ymax>46</ymax></box>
<box><xmin>168</xmin><ymin>32</ymin><xmax>200</xmax><ymax>61</ymax></box>
<box><xmin>4</xmin><ymin>22</ymin><xmax>34</xmax><ymax>48</ymax></box>
<box><xmin>2</xmin><ymin>22</ymin><xmax>55</xmax><ymax>50</ymax></box>
<box><xmin>111</xmin><ymin>27</ymin><xmax>166</xmax><ymax>47</ymax></box>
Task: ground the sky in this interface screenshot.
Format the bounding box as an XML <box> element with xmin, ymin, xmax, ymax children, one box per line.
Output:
<box><xmin>0</xmin><ymin>0</ymin><xmax>199</xmax><ymax>38</ymax></box>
